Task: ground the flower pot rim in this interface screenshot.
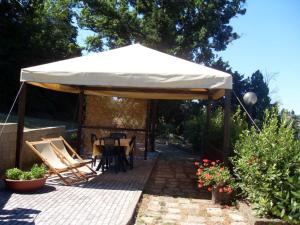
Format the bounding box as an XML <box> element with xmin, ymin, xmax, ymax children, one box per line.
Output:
<box><xmin>5</xmin><ymin>177</ymin><xmax>47</xmax><ymax>182</ymax></box>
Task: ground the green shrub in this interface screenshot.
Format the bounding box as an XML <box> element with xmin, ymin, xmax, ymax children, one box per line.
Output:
<box><xmin>183</xmin><ymin>106</ymin><xmax>247</xmax><ymax>151</ymax></box>
<box><xmin>5</xmin><ymin>164</ymin><xmax>47</xmax><ymax>180</ymax></box>
<box><xmin>232</xmin><ymin>107</ymin><xmax>300</xmax><ymax>223</ymax></box>
<box><xmin>5</xmin><ymin>168</ymin><xmax>23</xmax><ymax>180</ymax></box>
<box><xmin>157</xmin><ymin>117</ymin><xmax>176</xmax><ymax>139</ymax></box>
<box><xmin>20</xmin><ymin>171</ymin><xmax>33</xmax><ymax>180</ymax></box>
<box><xmin>31</xmin><ymin>164</ymin><xmax>47</xmax><ymax>179</ymax></box>
<box><xmin>183</xmin><ymin>107</ymin><xmax>206</xmax><ymax>151</ymax></box>
<box><xmin>271</xmin><ymin>163</ymin><xmax>300</xmax><ymax>224</ymax></box>
<box><xmin>231</xmin><ymin>106</ymin><xmax>248</xmax><ymax>145</ymax></box>
<box><xmin>207</xmin><ymin>107</ymin><xmax>224</xmax><ymax>147</ymax></box>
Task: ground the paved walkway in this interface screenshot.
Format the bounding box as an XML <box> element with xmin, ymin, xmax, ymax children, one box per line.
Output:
<box><xmin>134</xmin><ymin>145</ymin><xmax>249</xmax><ymax>225</ymax></box>
<box><xmin>0</xmin><ymin>155</ymin><xmax>157</xmax><ymax>225</ymax></box>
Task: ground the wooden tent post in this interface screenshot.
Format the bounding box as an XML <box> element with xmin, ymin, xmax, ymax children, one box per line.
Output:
<box><xmin>150</xmin><ymin>100</ymin><xmax>158</xmax><ymax>151</ymax></box>
<box><xmin>15</xmin><ymin>82</ymin><xmax>27</xmax><ymax>168</ymax></box>
<box><xmin>223</xmin><ymin>89</ymin><xmax>231</xmax><ymax>164</ymax></box>
<box><xmin>76</xmin><ymin>89</ymin><xmax>84</xmax><ymax>154</ymax></box>
<box><xmin>144</xmin><ymin>100</ymin><xmax>151</xmax><ymax>160</ymax></box>
<box><xmin>205</xmin><ymin>95</ymin><xmax>212</xmax><ymax>149</ymax></box>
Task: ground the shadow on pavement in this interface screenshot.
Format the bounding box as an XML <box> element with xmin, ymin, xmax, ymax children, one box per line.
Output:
<box><xmin>0</xmin><ymin>186</ymin><xmax>41</xmax><ymax>224</ymax></box>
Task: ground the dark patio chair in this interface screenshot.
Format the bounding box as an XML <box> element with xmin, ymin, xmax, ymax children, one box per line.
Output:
<box><xmin>91</xmin><ymin>133</ymin><xmax>98</xmax><ymax>166</ymax></box>
<box><xmin>96</xmin><ymin>137</ymin><xmax>126</xmax><ymax>173</ymax></box>
<box><xmin>128</xmin><ymin>135</ymin><xmax>136</xmax><ymax>169</ymax></box>
<box><xmin>110</xmin><ymin>132</ymin><xmax>127</xmax><ymax>139</ymax></box>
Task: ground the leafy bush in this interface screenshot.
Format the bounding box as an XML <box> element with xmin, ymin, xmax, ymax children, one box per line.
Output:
<box><xmin>5</xmin><ymin>164</ymin><xmax>47</xmax><ymax>180</ymax></box>
<box><xmin>183</xmin><ymin>106</ymin><xmax>247</xmax><ymax>151</ymax></box>
<box><xmin>183</xmin><ymin>107</ymin><xmax>206</xmax><ymax>151</ymax></box>
<box><xmin>231</xmin><ymin>106</ymin><xmax>248</xmax><ymax>145</ymax></box>
<box><xmin>5</xmin><ymin>168</ymin><xmax>23</xmax><ymax>180</ymax></box>
<box><xmin>157</xmin><ymin>117</ymin><xmax>177</xmax><ymax>139</ymax></box>
<box><xmin>271</xmin><ymin>163</ymin><xmax>300</xmax><ymax>224</ymax></box>
<box><xmin>208</xmin><ymin>107</ymin><xmax>224</xmax><ymax>147</ymax></box>
<box><xmin>30</xmin><ymin>164</ymin><xmax>47</xmax><ymax>179</ymax></box>
<box><xmin>232</xmin><ymin>107</ymin><xmax>300</xmax><ymax>223</ymax></box>
<box><xmin>20</xmin><ymin>171</ymin><xmax>33</xmax><ymax>180</ymax></box>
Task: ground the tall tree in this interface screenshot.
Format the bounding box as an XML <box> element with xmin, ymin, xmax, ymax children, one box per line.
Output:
<box><xmin>78</xmin><ymin>0</ymin><xmax>246</xmax><ymax>64</ymax></box>
<box><xmin>248</xmin><ymin>70</ymin><xmax>271</xmax><ymax>121</ymax></box>
<box><xmin>212</xmin><ymin>58</ymin><xmax>249</xmax><ymax>109</ymax></box>
<box><xmin>0</xmin><ymin>0</ymin><xmax>81</xmax><ymax>119</ymax></box>
<box><xmin>212</xmin><ymin>60</ymin><xmax>272</xmax><ymax>122</ymax></box>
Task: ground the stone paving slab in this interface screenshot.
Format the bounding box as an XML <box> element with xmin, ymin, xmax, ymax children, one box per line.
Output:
<box><xmin>0</xmin><ymin>155</ymin><xmax>157</xmax><ymax>225</ymax></box>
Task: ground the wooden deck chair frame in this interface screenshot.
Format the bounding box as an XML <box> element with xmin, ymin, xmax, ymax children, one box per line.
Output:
<box><xmin>26</xmin><ymin>140</ymin><xmax>90</xmax><ymax>185</ymax></box>
<box><xmin>128</xmin><ymin>135</ymin><xmax>136</xmax><ymax>169</ymax></box>
<box><xmin>42</xmin><ymin>136</ymin><xmax>96</xmax><ymax>175</ymax></box>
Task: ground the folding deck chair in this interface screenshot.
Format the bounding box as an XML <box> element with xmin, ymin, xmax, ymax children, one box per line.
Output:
<box><xmin>26</xmin><ymin>140</ymin><xmax>93</xmax><ymax>185</ymax></box>
<box><xmin>42</xmin><ymin>136</ymin><xmax>96</xmax><ymax>175</ymax></box>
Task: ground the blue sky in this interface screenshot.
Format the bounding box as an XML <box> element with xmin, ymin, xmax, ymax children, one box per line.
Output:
<box><xmin>219</xmin><ymin>0</ymin><xmax>300</xmax><ymax>114</ymax></box>
<box><xmin>78</xmin><ymin>1</ymin><xmax>300</xmax><ymax>114</ymax></box>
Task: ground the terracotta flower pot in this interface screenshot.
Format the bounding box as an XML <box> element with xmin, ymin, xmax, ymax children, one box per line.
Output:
<box><xmin>212</xmin><ymin>186</ymin><xmax>232</xmax><ymax>205</ymax></box>
<box><xmin>5</xmin><ymin>177</ymin><xmax>47</xmax><ymax>192</ymax></box>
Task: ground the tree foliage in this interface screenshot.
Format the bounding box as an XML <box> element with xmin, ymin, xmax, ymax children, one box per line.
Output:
<box><xmin>248</xmin><ymin>70</ymin><xmax>271</xmax><ymax>121</ymax></box>
<box><xmin>212</xmin><ymin>60</ymin><xmax>272</xmax><ymax>122</ymax></box>
<box><xmin>0</xmin><ymin>0</ymin><xmax>80</xmax><ymax>118</ymax></box>
<box><xmin>78</xmin><ymin>0</ymin><xmax>246</xmax><ymax>64</ymax></box>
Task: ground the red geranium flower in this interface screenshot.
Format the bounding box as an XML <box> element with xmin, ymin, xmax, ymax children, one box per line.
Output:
<box><xmin>202</xmin><ymin>159</ymin><xmax>209</xmax><ymax>163</ymax></box>
<box><xmin>211</xmin><ymin>161</ymin><xmax>216</xmax><ymax>166</ymax></box>
<box><xmin>207</xmin><ymin>186</ymin><xmax>212</xmax><ymax>192</ymax></box>
<box><xmin>204</xmin><ymin>173</ymin><xmax>211</xmax><ymax>179</ymax></box>
<box><xmin>198</xmin><ymin>183</ymin><xmax>203</xmax><ymax>188</ymax></box>
<box><xmin>194</xmin><ymin>162</ymin><xmax>200</xmax><ymax>166</ymax></box>
<box><xmin>219</xmin><ymin>188</ymin><xmax>224</xmax><ymax>193</ymax></box>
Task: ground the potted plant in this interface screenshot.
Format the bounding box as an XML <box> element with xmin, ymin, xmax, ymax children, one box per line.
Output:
<box><xmin>5</xmin><ymin>164</ymin><xmax>47</xmax><ymax>192</ymax></box>
<box><xmin>195</xmin><ymin>159</ymin><xmax>235</xmax><ymax>205</ymax></box>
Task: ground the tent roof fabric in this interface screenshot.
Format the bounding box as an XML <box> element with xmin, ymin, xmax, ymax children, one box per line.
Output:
<box><xmin>21</xmin><ymin>44</ymin><xmax>232</xmax><ymax>100</ymax></box>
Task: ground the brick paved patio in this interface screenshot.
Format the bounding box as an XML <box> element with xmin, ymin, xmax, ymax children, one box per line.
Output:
<box><xmin>134</xmin><ymin>145</ymin><xmax>249</xmax><ymax>225</ymax></box>
<box><xmin>0</xmin><ymin>154</ymin><xmax>157</xmax><ymax>225</ymax></box>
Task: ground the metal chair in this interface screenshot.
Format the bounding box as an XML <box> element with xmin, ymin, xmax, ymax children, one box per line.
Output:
<box><xmin>90</xmin><ymin>133</ymin><xmax>98</xmax><ymax>166</ymax></box>
<box><xmin>96</xmin><ymin>137</ymin><xmax>125</xmax><ymax>173</ymax></box>
<box><xmin>128</xmin><ymin>135</ymin><xmax>136</xmax><ymax>169</ymax></box>
<box><xmin>110</xmin><ymin>132</ymin><xmax>127</xmax><ymax>139</ymax></box>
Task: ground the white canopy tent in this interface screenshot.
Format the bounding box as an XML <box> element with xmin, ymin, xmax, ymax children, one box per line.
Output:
<box><xmin>21</xmin><ymin>44</ymin><xmax>232</xmax><ymax>100</ymax></box>
<box><xmin>16</xmin><ymin>44</ymin><xmax>232</xmax><ymax>166</ymax></box>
